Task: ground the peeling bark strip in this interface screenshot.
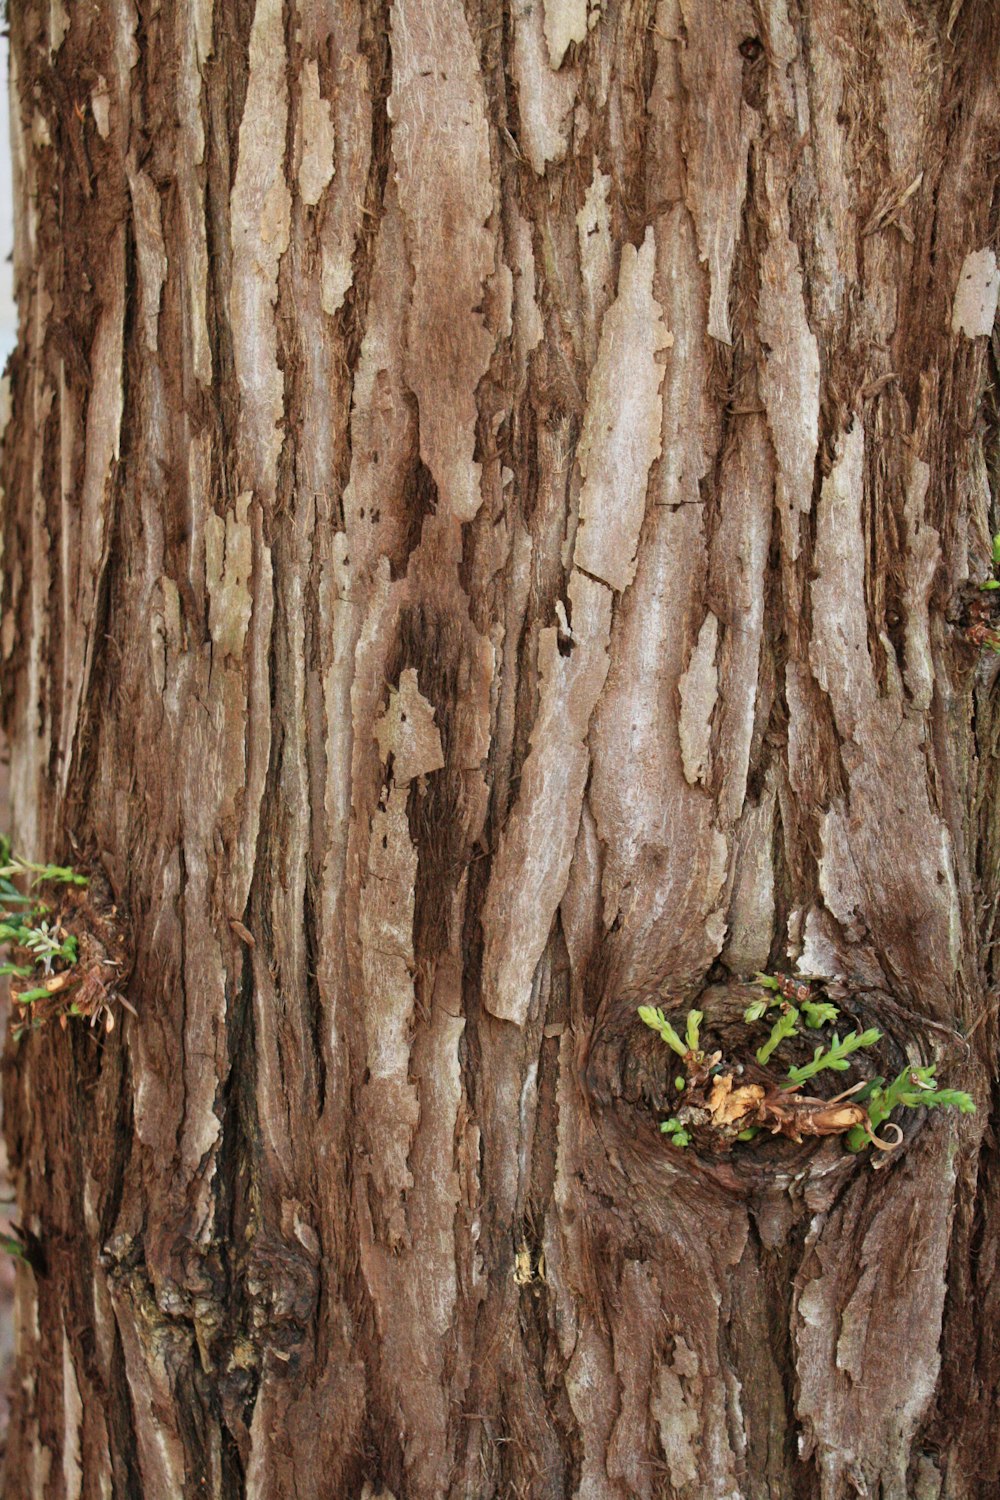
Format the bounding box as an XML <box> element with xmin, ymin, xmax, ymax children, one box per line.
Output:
<box><xmin>2</xmin><ymin>2</ymin><xmax>1000</xmax><ymax>1498</ymax></box>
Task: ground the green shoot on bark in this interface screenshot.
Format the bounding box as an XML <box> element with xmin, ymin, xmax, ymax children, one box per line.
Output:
<box><xmin>0</xmin><ymin>838</ymin><xmax>105</xmax><ymax>1040</ymax></box>
<box><xmin>977</xmin><ymin>534</ymin><xmax>1000</xmax><ymax>589</ymax></box>
<box><xmin>641</xmin><ymin>987</ymin><xmax>974</xmax><ymax>1159</ymax></box>
<box><xmin>800</xmin><ymin>998</ymin><xmax>839</xmax><ymax>1028</ymax></box>
<box><xmin>756</xmin><ymin>1007</ymin><xmax>800</xmax><ymax>1065</ymax></box>
<box><xmin>638</xmin><ymin>1005</ymin><xmax>705</xmax><ymax>1060</ymax></box>
<box><xmin>784</xmin><ymin>1028</ymin><xmax>883</xmax><ymax>1086</ymax></box>
<box><xmin>747</xmin><ymin>975</ymin><xmax>839</xmax><ymax>1030</ymax></box>
<box><xmin>845</xmin><ymin>1065</ymin><xmax>975</xmax><ymax>1151</ymax></box>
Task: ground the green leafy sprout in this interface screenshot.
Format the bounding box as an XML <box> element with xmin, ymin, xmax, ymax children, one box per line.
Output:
<box><xmin>0</xmin><ymin>837</ymin><xmax>90</xmax><ymax>1040</ymax></box>
<box><xmin>637</xmin><ymin>1004</ymin><xmax>703</xmax><ymax>1060</ymax></box>
<box><xmin>756</xmin><ymin>1007</ymin><xmax>800</xmax><ymax>1065</ymax></box>
<box><xmin>641</xmin><ymin>975</ymin><xmax>975</xmax><ymax>1156</ymax></box>
<box><xmin>800</xmin><ymin>998</ymin><xmax>839</xmax><ymax>1028</ymax></box>
<box><xmin>784</xmin><ymin>1027</ymin><xmax>883</xmax><ymax>1086</ymax></box>
<box><xmin>1</xmin><ymin>1233</ymin><xmax>27</xmax><ymax>1262</ymax></box>
<box><xmin>845</xmin><ymin>1065</ymin><xmax>975</xmax><ymax>1152</ymax></box>
<box><xmin>981</xmin><ymin>533</ymin><xmax>1000</xmax><ymax>588</ymax></box>
<box><xmin>747</xmin><ymin>974</ymin><xmax>838</xmax><ymax>1030</ymax></box>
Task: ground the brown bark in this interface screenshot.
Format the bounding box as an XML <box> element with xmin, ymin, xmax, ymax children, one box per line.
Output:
<box><xmin>1</xmin><ymin>0</ymin><xmax>1000</xmax><ymax>1496</ymax></box>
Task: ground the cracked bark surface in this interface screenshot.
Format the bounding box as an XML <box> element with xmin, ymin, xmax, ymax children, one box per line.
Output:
<box><xmin>1</xmin><ymin>1</ymin><xmax>1000</xmax><ymax>1496</ymax></box>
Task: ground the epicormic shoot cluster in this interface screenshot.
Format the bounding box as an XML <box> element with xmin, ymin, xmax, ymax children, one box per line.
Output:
<box><xmin>638</xmin><ymin>973</ymin><xmax>974</xmax><ymax>1160</ymax></box>
<box><xmin>0</xmin><ymin>838</ymin><xmax>132</xmax><ymax>1039</ymax></box>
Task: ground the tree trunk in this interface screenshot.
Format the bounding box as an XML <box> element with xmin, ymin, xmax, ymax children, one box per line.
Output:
<box><xmin>1</xmin><ymin>0</ymin><xmax>999</xmax><ymax>1495</ymax></box>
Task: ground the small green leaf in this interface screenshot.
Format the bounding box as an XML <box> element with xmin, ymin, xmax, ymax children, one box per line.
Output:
<box><xmin>638</xmin><ymin>1006</ymin><xmax>689</xmax><ymax>1058</ymax></box>
<box><xmin>785</xmin><ymin>1027</ymin><xmax>881</xmax><ymax>1086</ymax></box>
<box><xmin>743</xmin><ymin>998</ymin><xmax>770</xmax><ymax>1023</ymax></box>
<box><xmin>757</xmin><ymin>1006</ymin><xmax>800</xmax><ymax>1065</ymax></box>
<box><xmin>14</xmin><ymin>987</ymin><xmax>51</xmax><ymax>1005</ymax></box>
<box><xmin>736</xmin><ymin>1127</ymin><xmax>760</xmax><ymax>1141</ymax></box>
<box><xmin>685</xmin><ymin>1009</ymin><xmax>703</xmax><ymax>1053</ymax></box>
<box><xmin>660</xmin><ymin>1119</ymin><xmax>692</xmax><ymax>1147</ymax></box>
<box><xmin>992</xmin><ymin>532</ymin><xmax>1000</xmax><ymax>566</ymax></box>
<box><xmin>674</xmin><ymin>1076</ymin><xmax>686</xmax><ymax>1091</ymax></box>
<box><xmin>800</xmin><ymin>998</ymin><xmax>840</xmax><ymax>1029</ymax></box>
<box><xmin>981</xmin><ymin>579</ymin><xmax>1000</xmax><ymax>590</ymax></box>
<box><xmin>29</xmin><ymin>865</ymin><xmax>88</xmax><ymax>888</ymax></box>
<box><xmin>753</xmin><ymin>972</ymin><xmax>780</xmax><ymax>991</ymax></box>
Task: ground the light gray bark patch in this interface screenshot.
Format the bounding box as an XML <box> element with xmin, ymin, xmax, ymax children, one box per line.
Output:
<box><xmin>809</xmin><ymin>424</ymin><xmax>874</xmax><ymax>732</ymax></box>
<box><xmin>229</xmin><ymin>0</ymin><xmax>290</xmax><ymax>499</ymax></box>
<box><xmin>511</xmin><ymin>0</ymin><xmax>578</xmax><ymax>174</ymax></box>
<box><xmin>58</xmin><ymin>232</ymin><xmax>125</xmax><ymax>801</ymax></box>
<box><xmin>710</xmin><ymin>414</ymin><xmax>772</xmax><ymax>826</ymax></box>
<box><xmin>373</xmin><ymin>667</ymin><xmax>445</xmax><ymax>785</ymax></box>
<box><xmin>205</xmin><ymin>493</ymin><xmax>253</xmax><ymax>663</ymax></box>
<box><xmin>952</xmin><ymin>247</ymin><xmax>1000</xmax><ymax>337</ymax></box>
<box><xmin>722</xmin><ymin>774</ymin><xmax>777</xmax><ymax>973</ymax></box>
<box><xmin>806</xmin><ymin>427</ymin><xmax>961</xmax><ymax>1006</ymax></box>
<box><xmin>795</xmin><ymin>1143</ymin><xmax>956</xmax><ymax>1499</ymax></box>
<box><xmin>574</xmin><ymin>228</ymin><xmax>671</xmax><ymax>593</ymax></box>
<box><xmin>678</xmin><ymin>610</ymin><xmax>719</xmax><ymax>786</ymax></box>
<box><xmin>315</xmin><ymin>3</ymin><xmax>372</xmax><ymax>316</ymax></box>
<box><xmin>589</xmin><ymin>501</ymin><xmax>728</xmax><ymax>993</ymax></box>
<box><xmin>296</xmin><ymin>57</ymin><xmax>335</xmax><ymax>206</ymax></box>
<box><xmin>901</xmin><ymin>451</ymin><xmax>939</xmax><ymax>711</ymax></box>
<box><xmin>576</xmin><ymin>156</ymin><xmax>613</xmax><ymax>363</ymax></box>
<box><xmin>543</xmin><ymin>0</ymin><xmax>588</xmax><ymax>68</ymax></box>
<box><xmin>481</xmin><ymin>571</ymin><xmax>612</xmax><ymax>1024</ymax></box>
<box><xmin>758</xmin><ymin>160</ymin><xmax>821</xmax><ymax>563</ymax></box>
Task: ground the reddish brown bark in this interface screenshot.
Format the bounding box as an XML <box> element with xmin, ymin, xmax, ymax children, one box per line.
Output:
<box><xmin>1</xmin><ymin>1</ymin><xmax>1000</xmax><ymax>1496</ymax></box>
